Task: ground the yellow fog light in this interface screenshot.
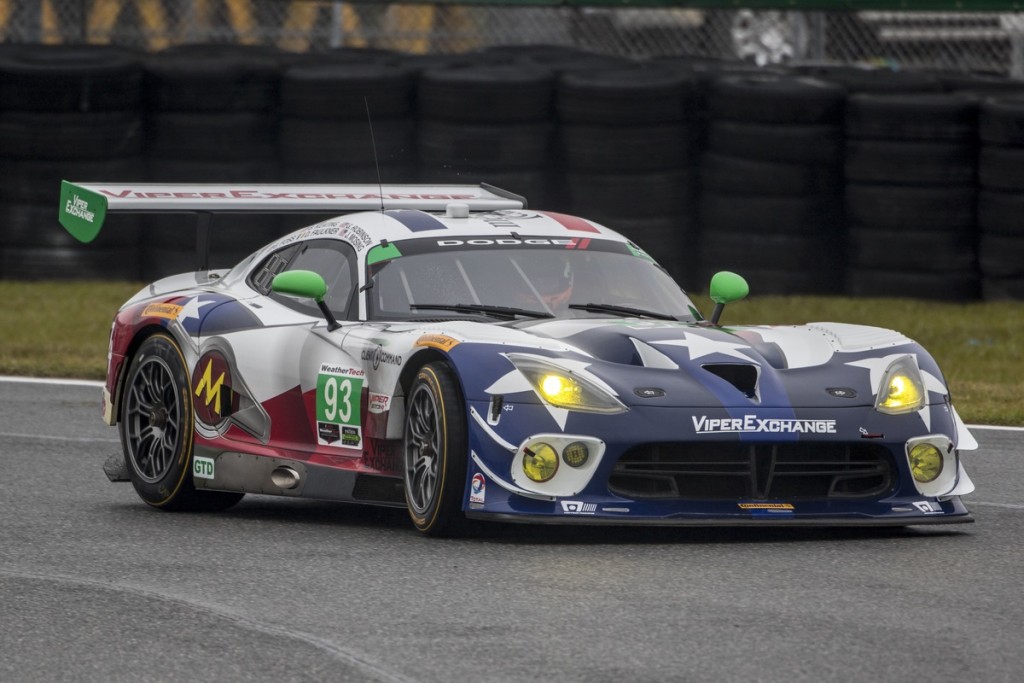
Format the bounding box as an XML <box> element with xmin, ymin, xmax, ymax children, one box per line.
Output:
<box><xmin>523</xmin><ymin>443</ymin><xmax>559</xmax><ymax>482</ymax></box>
<box><xmin>909</xmin><ymin>443</ymin><xmax>943</xmax><ymax>483</ymax></box>
<box><xmin>562</xmin><ymin>441</ymin><xmax>590</xmax><ymax>468</ymax></box>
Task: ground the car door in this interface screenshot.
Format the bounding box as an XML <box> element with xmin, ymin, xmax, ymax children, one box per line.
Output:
<box><xmin>195</xmin><ymin>238</ymin><xmax>363</xmax><ymax>463</ymax></box>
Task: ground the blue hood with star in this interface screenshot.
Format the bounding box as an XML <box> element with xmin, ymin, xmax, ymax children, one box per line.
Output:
<box><xmin>471</xmin><ymin>318</ymin><xmax>949</xmax><ymax>413</ymax></box>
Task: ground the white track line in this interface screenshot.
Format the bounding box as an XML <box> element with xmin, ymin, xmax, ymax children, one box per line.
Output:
<box><xmin>0</xmin><ymin>375</ymin><xmax>103</xmax><ymax>388</ymax></box>
<box><xmin>0</xmin><ymin>432</ymin><xmax>119</xmax><ymax>444</ymax></box>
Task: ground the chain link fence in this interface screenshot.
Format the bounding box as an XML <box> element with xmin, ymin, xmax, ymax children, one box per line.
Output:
<box><xmin>2</xmin><ymin>1</ymin><xmax>1023</xmax><ymax>75</ymax></box>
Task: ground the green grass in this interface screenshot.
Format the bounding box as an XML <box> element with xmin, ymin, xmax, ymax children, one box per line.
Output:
<box><xmin>2</xmin><ymin>281</ymin><xmax>1021</xmax><ymax>425</ymax></box>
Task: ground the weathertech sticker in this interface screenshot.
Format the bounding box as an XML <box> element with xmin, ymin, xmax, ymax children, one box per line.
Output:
<box><xmin>316</xmin><ymin>364</ymin><xmax>364</xmax><ymax>449</ymax></box>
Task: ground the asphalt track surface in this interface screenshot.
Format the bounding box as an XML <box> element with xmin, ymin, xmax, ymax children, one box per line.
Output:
<box><xmin>1</xmin><ymin>378</ymin><xmax>1022</xmax><ymax>683</ymax></box>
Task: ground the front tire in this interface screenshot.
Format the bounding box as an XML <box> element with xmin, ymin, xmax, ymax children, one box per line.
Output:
<box><xmin>120</xmin><ymin>333</ymin><xmax>242</xmax><ymax>511</ymax></box>
<box><xmin>403</xmin><ymin>362</ymin><xmax>468</xmax><ymax>536</ymax></box>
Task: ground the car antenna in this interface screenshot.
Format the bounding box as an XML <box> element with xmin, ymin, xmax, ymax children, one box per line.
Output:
<box><xmin>365</xmin><ymin>97</ymin><xmax>385</xmax><ymax>213</ymax></box>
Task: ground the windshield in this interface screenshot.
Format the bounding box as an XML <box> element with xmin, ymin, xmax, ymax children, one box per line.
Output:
<box><xmin>366</xmin><ymin>239</ymin><xmax>699</xmax><ymax>322</ymax></box>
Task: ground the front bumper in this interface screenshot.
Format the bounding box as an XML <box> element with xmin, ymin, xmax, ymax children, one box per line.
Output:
<box><xmin>463</xmin><ymin>400</ymin><xmax>975</xmax><ymax>526</ymax></box>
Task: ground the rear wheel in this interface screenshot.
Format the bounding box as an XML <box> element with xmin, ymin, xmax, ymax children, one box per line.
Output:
<box><xmin>403</xmin><ymin>362</ymin><xmax>468</xmax><ymax>536</ymax></box>
<box><xmin>120</xmin><ymin>333</ymin><xmax>243</xmax><ymax>511</ymax></box>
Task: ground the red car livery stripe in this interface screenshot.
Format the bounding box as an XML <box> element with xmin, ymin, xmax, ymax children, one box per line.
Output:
<box><xmin>538</xmin><ymin>211</ymin><xmax>600</xmax><ymax>233</ymax></box>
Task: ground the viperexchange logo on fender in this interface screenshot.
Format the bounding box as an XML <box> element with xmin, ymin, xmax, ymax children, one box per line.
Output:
<box><xmin>692</xmin><ymin>415</ymin><xmax>837</xmax><ymax>434</ymax></box>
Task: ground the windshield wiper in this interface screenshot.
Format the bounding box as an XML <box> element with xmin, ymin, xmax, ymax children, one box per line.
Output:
<box><xmin>568</xmin><ymin>303</ymin><xmax>678</xmax><ymax>321</ymax></box>
<box><xmin>410</xmin><ymin>303</ymin><xmax>554</xmax><ymax>320</ymax></box>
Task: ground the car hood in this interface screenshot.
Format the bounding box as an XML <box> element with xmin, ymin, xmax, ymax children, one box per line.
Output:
<box><xmin>491</xmin><ymin>317</ymin><xmax>944</xmax><ymax>409</ymax></box>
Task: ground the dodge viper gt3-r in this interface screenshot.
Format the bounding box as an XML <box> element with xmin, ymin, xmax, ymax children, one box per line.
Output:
<box><xmin>59</xmin><ymin>181</ymin><xmax>977</xmax><ymax>536</ymax></box>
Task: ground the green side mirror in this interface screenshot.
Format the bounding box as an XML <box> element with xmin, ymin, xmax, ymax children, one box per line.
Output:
<box><xmin>272</xmin><ymin>270</ymin><xmax>341</xmax><ymax>331</ymax></box>
<box><xmin>707</xmin><ymin>271</ymin><xmax>749</xmax><ymax>326</ymax></box>
<box><xmin>272</xmin><ymin>270</ymin><xmax>328</xmax><ymax>303</ymax></box>
<box><xmin>709</xmin><ymin>271</ymin><xmax>749</xmax><ymax>305</ymax></box>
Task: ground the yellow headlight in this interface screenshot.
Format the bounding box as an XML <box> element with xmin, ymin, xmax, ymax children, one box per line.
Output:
<box><xmin>909</xmin><ymin>443</ymin><xmax>943</xmax><ymax>483</ymax></box>
<box><xmin>539</xmin><ymin>373</ymin><xmax>583</xmax><ymax>407</ymax></box>
<box><xmin>509</xmin><ymin>353</ymin><xmax>627</xmax><ymax>414</ymax></box>
<box><xmin>881</xmin><ymin>374</ymin><xmax>923</xmax><ymax>411</ymax></box>
<box><xmin>876</xmin><ymin>357</ymin><xmax>926</xmax><ymax>415</ymax></box>
<box><xmin>523</xmin><ymin>443</ymin><xmax>559</xmax><ymax>482</ymax></box>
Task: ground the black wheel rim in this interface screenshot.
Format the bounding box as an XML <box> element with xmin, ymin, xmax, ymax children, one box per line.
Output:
<box><xmin>125</xmin><ymin>356</ymin><xmax>182</xmax><ymax>484</ymax></box>
<box><xmin>405</xmin><ymin>382</ymin><xmax>441</xmax><ymax>515</ymax></box>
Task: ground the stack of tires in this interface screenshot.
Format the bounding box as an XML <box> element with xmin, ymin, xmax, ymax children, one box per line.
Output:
<box><xmin>417</xmin><ymin>64</ymin><xmax>554</xmax><ymax>206</ymax></box>
<box><xmin>556</xmin><ymin>66</ymin><xmax>701</xmax><ymax>286</ymax></box>
<box><xmin>280</xmin><ymin>59</ymin><xmax>417</xmax><ymax>185</ymax></box>
<box><xmin>697</xmin><ymin>74</ymin><xmax>847</xmax><ymax>294</ymax></box>
<box><xmin>0</xmin><ymin>45</ymin><xmax>144</xmax><ymax>279</ymax></box>
<box><xmin>978</xmin><ymin>97</ymin><xmax>1024</xmax><ymax>300</ymax></box>
<box><xmin>843</xmin><ymin>92</ymin><xmax>980</xmax><ymax>299</ymax></box>
<box><xmin>143</xmin><ymin>44</ymin><xmax>283</xmax><ymax>276</ymax></box>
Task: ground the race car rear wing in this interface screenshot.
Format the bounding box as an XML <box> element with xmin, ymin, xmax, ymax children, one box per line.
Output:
<box><xmin>58</xmin><ymin>180</ymin><xmax>527</xmax><ymax>268</ymax></box>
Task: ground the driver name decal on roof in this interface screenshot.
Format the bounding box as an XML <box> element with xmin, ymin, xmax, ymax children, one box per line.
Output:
<box><xmin>338</xmin><ymin>223</ymin><xmax>372</xmax><ymax>250</ymax></box>
<box><xmin>316</xmin><ymin>364</ymin><xmax>364</xmax><ymax>449</ymax></box>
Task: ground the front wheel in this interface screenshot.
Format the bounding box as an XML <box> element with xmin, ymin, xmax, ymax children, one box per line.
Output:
<box><xmin>403</xmin><ymin>362</ymin><xmax>468</xmax><ymax>536</ymax></box>
<box><xmin>119</xmin><ymin>333</ymin><xmax>243</xmax><ymax>512</ymax></box>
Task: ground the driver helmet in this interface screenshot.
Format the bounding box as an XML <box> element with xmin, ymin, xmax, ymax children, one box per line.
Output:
<box><xmin>529</xmin><ymin>257</ymin><xmax>574</xmax><ymax>310</ymax></box>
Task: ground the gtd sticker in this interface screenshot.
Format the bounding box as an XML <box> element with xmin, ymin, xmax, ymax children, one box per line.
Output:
<box><xmin>316</xmin><ymin>363</ymin><xmax>363</xmax><ymax>449</ymax></box>
<box><xmin>193</xmin><ymin>456</ymin><xmax>215</xmax><ymax>479</ymax></box>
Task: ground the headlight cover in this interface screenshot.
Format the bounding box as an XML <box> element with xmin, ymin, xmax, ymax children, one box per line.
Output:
<box><xmin>508</xmin><ymin>354</ymin><xmax>627</xmax><ymax>414</ymax></box>
<box><xmin>875</xmin><ymin>356</ymin><xmax>925</xmax><ymax>415</ymax></box>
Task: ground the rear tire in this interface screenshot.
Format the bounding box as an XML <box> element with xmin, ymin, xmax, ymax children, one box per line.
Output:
<box><xmin>403</xmin><ymin>362</ymin><xmax>468</xmax><ymax>536</ymax></box>
<box><xmin>120</xmin><ymin>333</ymin><xmax>243</xmax><ymax>512</ymax></box>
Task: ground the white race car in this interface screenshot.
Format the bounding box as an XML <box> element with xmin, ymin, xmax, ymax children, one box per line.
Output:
<box><xmin>59</xmin><ymin>181</ymin><xmax>976</xmax><ymax>535</ymax></box>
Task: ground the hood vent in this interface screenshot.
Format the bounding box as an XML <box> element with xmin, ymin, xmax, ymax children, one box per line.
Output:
<box><xmin>703</xmin><ymin>364</ymin><xmax>759</xmax><ymax>399</ymax></box>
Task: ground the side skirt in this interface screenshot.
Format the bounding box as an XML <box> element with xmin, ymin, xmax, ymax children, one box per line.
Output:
<box><xmin>191</xmin><ymin>446</ymin><xmax>406</xmax><ymax>507</ymax></box>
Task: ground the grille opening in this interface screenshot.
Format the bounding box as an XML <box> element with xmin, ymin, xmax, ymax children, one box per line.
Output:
<box><xmin>703</xmin><ymin>364</ymin><xmax>758</xmax><ymax>398</ymax></box>
<box><xmin>610</xmin><ymin>442</ymin><xmax>895</xmax><ymax>501</ymax></box>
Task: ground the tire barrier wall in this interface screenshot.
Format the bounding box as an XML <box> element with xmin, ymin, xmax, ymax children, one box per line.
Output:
<box><xmin>2</xmin><ymin>42</ymin><xmax>1023</xmax><ymax>301</ymax></box>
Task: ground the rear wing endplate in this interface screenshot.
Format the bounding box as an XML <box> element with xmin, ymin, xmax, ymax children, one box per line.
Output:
<box><xmin>57</xmin><ymin>180</ymin><xmax>527</xmax><ymax>262</ymax></box>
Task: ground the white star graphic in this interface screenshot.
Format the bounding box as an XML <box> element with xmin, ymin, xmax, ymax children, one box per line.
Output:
<box><xmin>653</xmin><ymin>333</ymin><xmax>757</xmax><ymax>363</ymax></box>
<box><xmin>176</xmin><ymin>296</ymin><xmax>215</xmax><ymax>324</ymax></box>
<box><xmin>631</xmin><ymin>339</ymin><xmax>679</xmax><ymax>369</ymax></box>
